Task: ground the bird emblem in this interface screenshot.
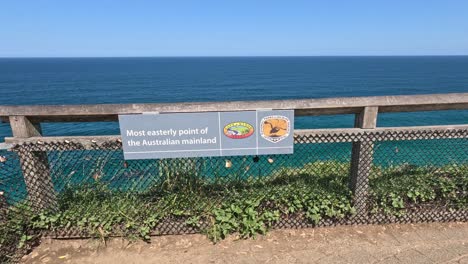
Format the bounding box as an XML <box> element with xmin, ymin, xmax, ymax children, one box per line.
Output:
<box><xmin>260</xmin><ymin>116</ymin><xmax>290</xmax><ymax>143</ymax></box>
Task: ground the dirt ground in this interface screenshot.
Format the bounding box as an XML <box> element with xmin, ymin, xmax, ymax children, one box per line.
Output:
<box><xmin>22</xmin><ymin>222</ymin><xmax>468</xmax><ymax>264</ymax></box>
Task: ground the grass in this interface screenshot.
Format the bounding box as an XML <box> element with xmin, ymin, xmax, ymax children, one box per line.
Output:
<box><xmin>1</xmin><ymin>160</ymin><xmax>467</xmax><ymax>262</ymax></box>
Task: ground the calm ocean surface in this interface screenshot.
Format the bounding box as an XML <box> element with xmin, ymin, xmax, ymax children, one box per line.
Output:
<box><xmin>0</xmin><ymin>56</ymin><xmax>467</xmax><ymax>142</ymax></box>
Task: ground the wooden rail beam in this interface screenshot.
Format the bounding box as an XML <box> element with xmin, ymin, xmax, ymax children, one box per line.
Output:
<box><xmin>1</xmin><ymin>93</ymin><xmax>467</xmax><ymax>123</ymax></box>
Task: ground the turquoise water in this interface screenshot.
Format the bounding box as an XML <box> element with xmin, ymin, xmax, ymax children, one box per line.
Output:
<box><xmin>1</xmin><ymin>137</ymin><xmax>466</xmax><ymax>205</ymax></box>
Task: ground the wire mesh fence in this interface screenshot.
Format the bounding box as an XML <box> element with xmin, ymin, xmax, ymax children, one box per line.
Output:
<box><xmin>1</xmin><ymin>127</ymin><xmax>467</xmax><ymax>262</ymax></box>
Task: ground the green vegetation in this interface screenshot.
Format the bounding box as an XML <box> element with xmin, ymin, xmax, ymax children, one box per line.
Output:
<box><xmin>370</xmin><ymin>163</ymin><xmax>468</xmax><ymax>215</ymax></box>
<box><xmin>1</xmin><ymin>161</ymin><xmax>467</xmax><ymax>262</ymax></box>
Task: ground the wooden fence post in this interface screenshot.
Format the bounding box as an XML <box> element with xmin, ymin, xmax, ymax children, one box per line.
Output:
<box><xmin>349</xmin><ymin>106</ymin><xmax>378</xmax><ymax>217</ymax></box>
<box><xmin>0</xmin><ymin>191</ymin><xmax>6</xmax><ymax>222</ymax></box>
<box><xmin>9</xmin><ymin>116</ymin><xmax>57</xmax><ymax>212</ymax></box>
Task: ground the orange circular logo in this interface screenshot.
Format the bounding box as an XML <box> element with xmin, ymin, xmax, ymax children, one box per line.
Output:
<box><xmin>261</xmin><ymin>116</ymin><xmax>290</xmax><ymax>143</ymax></box>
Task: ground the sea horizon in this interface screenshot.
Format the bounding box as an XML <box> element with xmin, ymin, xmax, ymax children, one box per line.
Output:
<box><xmin>1</xmin><ymin>55</ymin><xmax>468</xmax><ymax>59</ymax></box>
<box><xmin>0</xmin><ymin>56</ymin><xmax>467</xmax><ymax>141</ymax></box>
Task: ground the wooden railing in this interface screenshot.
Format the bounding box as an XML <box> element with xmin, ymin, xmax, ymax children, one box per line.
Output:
<box><xmin>1</xmin><ymin>93</ymin><xmax>467</xmax><ymax>139</ymax></box>
<box><xmin>1</xmin><ymin>93</ymin><xmax>467</xmax><ymax>126</ymax></box>
<box><xmin>1</xmin><ymin>93</ymin><xmax>468</xmax><ymax>213</ymax></box>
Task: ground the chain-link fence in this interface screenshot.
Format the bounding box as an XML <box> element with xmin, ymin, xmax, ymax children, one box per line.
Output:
<box><xmin>1</xmin><ymin>127</ymin><xmax>467</xmax><ymax>262</ymax></box>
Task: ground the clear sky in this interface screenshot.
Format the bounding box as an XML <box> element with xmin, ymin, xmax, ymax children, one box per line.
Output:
<box><xmin>1</xmin><ymin>0</ymin><xmax>467</xmax><ymax>57</ymax></box>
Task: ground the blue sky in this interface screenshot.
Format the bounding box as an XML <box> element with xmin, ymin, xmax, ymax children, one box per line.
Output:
<box><xmin>1</xmin><ymin>0</ymin><xmax>467</xmax><ymax>57</ymax></box>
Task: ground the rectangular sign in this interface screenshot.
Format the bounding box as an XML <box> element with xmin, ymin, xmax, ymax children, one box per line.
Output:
<box><xmin>118</xmin><ymin>110</ymin><xmax>294</xmax><ymax>160</ymax></box>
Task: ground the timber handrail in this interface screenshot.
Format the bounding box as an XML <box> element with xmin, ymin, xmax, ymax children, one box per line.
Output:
<box><xmin>1</xmin><ymin>93</ymin><xmax>467</xmax><ymax>139</ymax></box>
<box><xmin>1</xmin><ymin>93</ymin><xmax>467</xmax><ymax>123</ymax></box>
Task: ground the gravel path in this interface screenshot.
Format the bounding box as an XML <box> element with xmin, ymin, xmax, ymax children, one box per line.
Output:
<box><xmin>22</xmin><ymin>222</ymin><xmax>468</xmax><ymax>264</ymax></box>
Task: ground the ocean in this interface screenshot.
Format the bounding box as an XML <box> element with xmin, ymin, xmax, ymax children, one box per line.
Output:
<box><xmin>0</xmin><ymin>56</ymin><xmax>467</xmax><ymax>142</ymax></box>
<box><xmin>0</xmin><ymin>56</ymin><xmax>467</xmax><ymax>201</ymax></box>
